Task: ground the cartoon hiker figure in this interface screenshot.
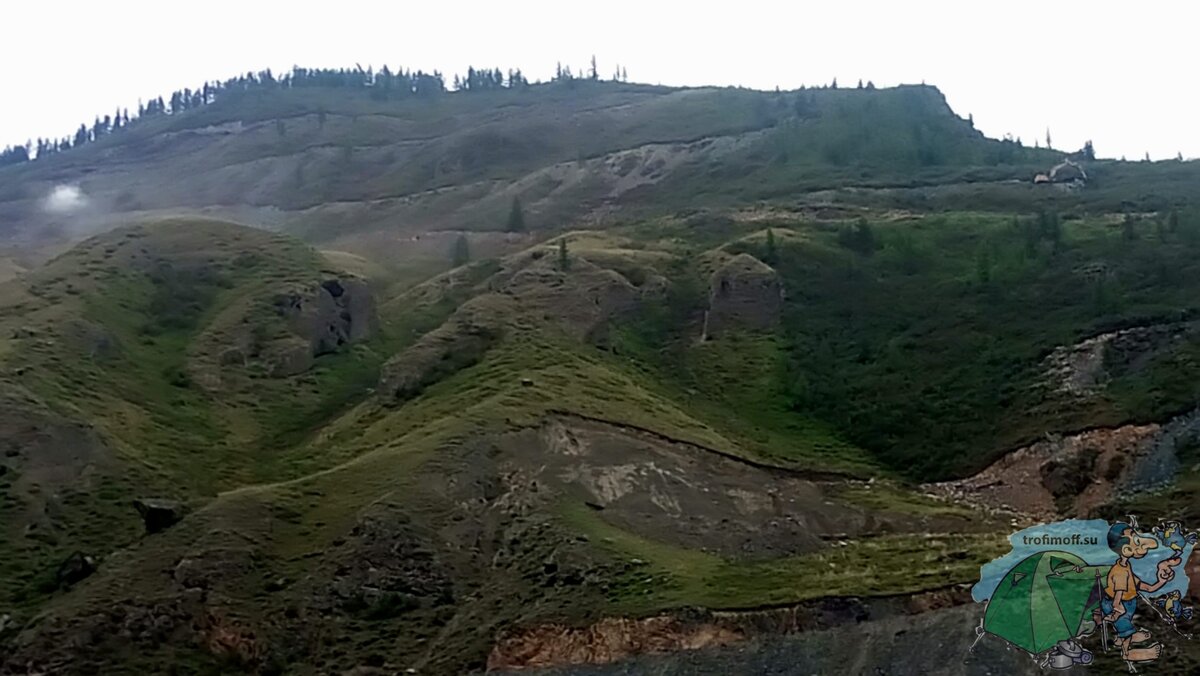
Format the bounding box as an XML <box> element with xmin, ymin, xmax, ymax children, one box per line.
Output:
<box><xmin>1101</xmin><ymin>522</ymin><xmax>1183</xmax><ymax>663</ymax></box>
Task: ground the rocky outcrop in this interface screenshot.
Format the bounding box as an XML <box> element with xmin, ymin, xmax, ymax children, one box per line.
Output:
<box><xmin>1041</xmin><ymin>333</ymin><xmax>1111</xmax><ymax>397</ymax></box>
<box><xmin>497</xmin><ymin>417</ymin><xmax>977</xmax><ymax>559</ymax></box>
<box><xmin>379</xmin><ymin>296</ymin><xmax>507</xmax><ymax>401</ymax></box>
<box><xmin>1042</xmin><ymin>322</ymin><xmax>1198</xmax><ymax>398</ymax></box>
<box><xmin>488</xmin><ymin>615</ymin><xmax>742</xmax><ymax>671</ymax></box>
<box><xmin>132</xmin><ymin>498</ymin><xmax>187</xmax><ymax>534</ymax></box>
<box><xmin>486</xmin><ymin>587</ymin><xmax>1045</xmax><ymax>675</ymax></box>
<box><xmin>926</xmin><ymin>409</ymin><xmax>1200</xmax><ymax>519</ymax></box>
<box><xmin>190</xmin><ymin>274</ymin><xmax>378</xmax><ymax>387</ymax></box>
<box><xmin>1123</xmin><ymin>408</ymin><xmax>1200</xmax><ymax>491</ymax></box>
<box><xmin>316</xmin><ymin>510</ymin><xmax>455</xmax><ymax>617</ymax></box>
<box><xmin>55</xmin><ymin>551</ymin><xmax>96</xmax><ymax>588</ymax></box>
<box><xmin>927</xmin><ymin>426</ymin><xmax>1152</xmax><ymax>520</ymax></box>
<box><xmin>267</xmin><ymin>276</ymin><xmax>377</xmax><ymax>376</ymax></box>
<box><xmin>172</xmin><ymin>546</ymin><xmax>260</xmax><ymax>591</ymax></box>
<box><xmin>705</xmin><ymin>254</ymin><xmax>783</xmax><ymax>338</ymax></box>
<box><xmin>491</xmin><ymin>602</ymin><xmax>1048</xmax><ymax>675</ymax></box>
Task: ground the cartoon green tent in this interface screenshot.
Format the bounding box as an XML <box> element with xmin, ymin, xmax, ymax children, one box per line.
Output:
<box><xmin>983</xmin><ymin>550</ymin><xmax>1111</xmax><ymax>654</ymax></box>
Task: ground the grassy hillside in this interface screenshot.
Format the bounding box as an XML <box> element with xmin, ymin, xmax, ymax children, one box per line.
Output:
<box><xmin>0</xmin><ymin>219</ymin><xmax>1009</xmax><ymax>674</ymax></box>
<box><xmin>639</xmin><ymin>85</ymin><xmax>1053</xmax><ymax>206</ymax></box>
<box><xmin>581</xmin><ymin>208</ymin><xmax>1200</xmax><ymax>479</ymax></box>
<box><xmin>3</xmin><ymin>206</ymin><xmax>1200</xmax><ymax>673</ymax></box>
<box><xmin>2</xmin><ymin>75</ymin><xmax>1200</xmax><ymax>674</ymax></box>
<box><xmin>0</xmin><ymin>81</ymin><xmax>1069</xmax><ymax>280</ymax></box>
<box><xmin>0</xmin><ymin>219</ymin><xmax>432</xmax><ymax>614</ymax></box>
<box><xmin>772</xmin><ymin>210</ymin><xmax>1200</xmax><ymax>477</ymax></box>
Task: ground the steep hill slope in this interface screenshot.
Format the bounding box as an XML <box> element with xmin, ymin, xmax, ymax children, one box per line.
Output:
<box><xmin>3</xmin><ymin>206</ymin><xmax>1199</xmax><ymax>673</ymax></box>
<box><xmin>0</xmin><ymin>82</ymin><xmax>1057</xmax><ymax>275</ymax></box>
<box><xmin>1</xmin><ymin>77</ymin><xmax>1200</xmax><ymax>674</ymax></box>
<box><xmin>0</xmin><ymin>219</ymin><xmax>394</xmax><ymax>615</ymax></box>
<box><xmin>0</xmin><ymin>218</ymin><xmax>1005</xmax><ymax>674</ymax></box>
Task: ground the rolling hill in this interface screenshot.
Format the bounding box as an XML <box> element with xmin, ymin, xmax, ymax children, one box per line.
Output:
<box><xmin>1</xmin><ymin>75</ymin><xmax>1199</xmax><ymax>675</ymax></box>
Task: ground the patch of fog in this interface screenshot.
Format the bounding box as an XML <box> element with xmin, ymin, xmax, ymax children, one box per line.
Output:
<box><xmin>42</xmin><ymin>184</ymin><xmax>88</xmax><ymax>214</ymax></box>
<box><xmin>36</xmin><ymin>183</ymin><xmax>122</xmax><ymax>240</ymax></box>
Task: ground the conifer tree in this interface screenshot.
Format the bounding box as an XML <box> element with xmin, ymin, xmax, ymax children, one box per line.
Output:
<box><xmin>1122</xmin><ymin>213</ymin><xmax>1138</xmax><ymax>241</ymax></box>
<box><xmin>452</xmin><ymin>234</ymin><xmax>470</xmax><ymax>267</ymax></box>
<box><xmin>558</xmin><ymin>237</ymin><xmax>570</xmax><ymax>271</ymax></box>
<box><xmin>506</xmin><ymin>196</ymin><xmax>526</xmax><ymax>233</ymax></box>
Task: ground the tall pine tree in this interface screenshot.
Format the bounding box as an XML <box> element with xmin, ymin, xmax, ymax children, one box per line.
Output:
<box><xmin>506</xmin><ymin>196</ymin><xmax>526</xmax><ymax>232</ymax></box>
<box><xmin>452</xmin><ymin>234</ymin><xmax>470</xmax><ymax>267</ymax></box>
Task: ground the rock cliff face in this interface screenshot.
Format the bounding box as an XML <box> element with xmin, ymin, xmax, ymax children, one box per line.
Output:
<box><xmin>1042</xmin><ymin>321</ymin><xmax>1199</xmax><ymax>398</ymax></box>
<box><xmin>191</xmin><ymin>275</ymin><xmax>378</xmax><ymax>387</ymax></box>
<box><xmin>488</xmin><ymin>614</ymin><xmax>742</xmax><ymax>671</ymax></box>
<box><xmin>268</xmin><ymin>277</ymin><xmax>377</xmax><ymax>376</ymax></box>
<box><xmin>486</xmin><ymin>589</ymin><xmax>1047</xmax><ymax>675</ymax></box>
<box><xmin>705</xmin><ymin>254</ymin><xmax>782</xmax><ymax>338</ymax></box>
<box><xmin>926</xmin><ymin>409</ymin><xmax>1200</xmax><ymax>520</ymax></box>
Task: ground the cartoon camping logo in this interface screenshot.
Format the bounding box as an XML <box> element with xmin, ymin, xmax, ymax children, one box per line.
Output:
<box><xmin>971</xmin><ymin>517</ymin><xmax>1197</xmax><ymax>671</ymax></box>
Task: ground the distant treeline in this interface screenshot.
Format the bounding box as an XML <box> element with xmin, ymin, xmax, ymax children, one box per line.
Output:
<box><xmin>0</xmin><ymin>58</ymin><xmax>629</xmax><ymax>168</ymax></box>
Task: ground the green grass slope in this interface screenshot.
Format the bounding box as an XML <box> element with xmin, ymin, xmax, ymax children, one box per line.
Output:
<box><xmin>0</xmin><ymin>218</ymin><xmax>447</xmax><ymax>614</ymax></box>
<box><xmin>0</xmin><ymin>218</ymin><xmax>1006</xmax><ymax>674</ymax></box>
<box><xmin>0</xmin><ymin>307</ymin><xmax>1000</xmax><ymax>674</ymax></box>
<box><xmin>1</xmin><ymin>74</ymin><xmax>1199</xmax><ymax>675</ymax></box>
<box><xmin>4</xmin><ymin>200</ymin><xmax>1200</xmax><ymax>673</ymax></box>
<box><xmin>620</xmin><ymin>208</ymin><xmax>1200</xmax><ymax>479</ymax></box>
<box><xmin>638</xmin><ymin>85</ymin><xmax>1055</xmax><ymax>207</ymax></box>
<box><xmin>0</xmin><ymin>81</ymin><xmax>1068</xmax><ymax>281</ymax></box>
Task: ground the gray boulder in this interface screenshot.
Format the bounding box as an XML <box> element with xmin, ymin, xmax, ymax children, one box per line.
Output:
<box><xmin>55</xmin><ymin>551</ymin><xmax>96</xmax><ymax>587</ymax></box>
<box><xmin>133</xmin><ymin>498</ymin><xmax>187</xmax><ymax>534</ymax></box>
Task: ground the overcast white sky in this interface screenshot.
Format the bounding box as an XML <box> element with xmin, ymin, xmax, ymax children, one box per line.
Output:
<box><xmin>2</xmin><ymin>1</ymin><xmax>1196</xmax><ymax>160</ymax></box>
